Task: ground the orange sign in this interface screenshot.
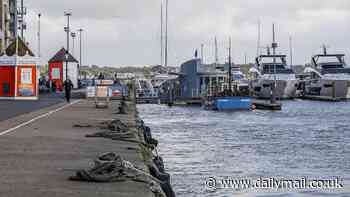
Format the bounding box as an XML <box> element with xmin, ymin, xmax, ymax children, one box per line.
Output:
<box><xmin>17</xmin><ymin>65</ymin><xmax>36</xmax><ymax>97</ymax></box>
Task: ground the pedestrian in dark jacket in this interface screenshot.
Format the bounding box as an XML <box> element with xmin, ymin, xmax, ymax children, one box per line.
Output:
<box><xmin>64</xmin><ymin>78</ymin><xmax>74</xmax><ymax>103</ymax></box>
<box><xmin>51</xmin><ymin>81</ymin><xmax>56</xmax><ymax>93</ymax></box>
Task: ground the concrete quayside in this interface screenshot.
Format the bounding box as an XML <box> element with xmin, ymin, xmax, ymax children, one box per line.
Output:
<box><xmin>0</xmin><ymin>87</ymin><xmax>174</xmax><ymax>197</ymax></box>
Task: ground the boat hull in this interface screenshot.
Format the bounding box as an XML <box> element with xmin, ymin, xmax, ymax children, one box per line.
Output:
<box><xmin>304</xmin><ymin>79</ymin><xmax>350</xmax><ymax>99</ymax></box>
<box><xmin>251</xmin><ymin>79</ymin><xmax>298</xmax><ymax>99</ymax></box>
<box><xmin>205</xmin><ymin>97</ymin><xmax>252</xmax><ymax>111</ymax></box>
<box><xmin>215</xmin><ymin>97</ymin><xmax>252</xmax><ymax>111</ymax></box>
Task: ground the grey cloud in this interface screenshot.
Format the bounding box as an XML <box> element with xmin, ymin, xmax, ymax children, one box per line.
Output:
<box><xmin>24</xmin><ymin>0</ymin><xmax>350</xmax><ymax>66</ymax></box>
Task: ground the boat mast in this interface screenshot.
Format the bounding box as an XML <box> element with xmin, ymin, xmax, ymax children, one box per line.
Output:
<box><xmin>272</xmin><ymin>23</ymin><xmax>277</xmax><ymax>91</ymax></box>
<box><xmin>322</xmin><ymin>44</ymin><xmax>327</xmax><ymax>55</ymax></box>
<box><xmin>272</xmin><ymin>23</ymin><xmax>277</xmax><ymax>62</ymax></box>
<box><xmin>289</xmin><ymin>35</ymin><xmax>293</xmax><ymax>67</ymax></box>
<box><xmin>160</xmin><ymin>0</ymin><xmax>163</xmax><ymax>67</ymax></box>
<box><xmin>164</xmin><ymin>0</ymin><xmax>168</xmax><ymax>67</ymax></box>
<box><xmin>215</xmin><ymin>36</ymin><xmax>218</xmax><ymax>67</ymax></box>
<box><xmin>256</xmin><ymin>20</ymin><xmax>261</xmax><ymax>57</ymax></box>
<box><xmin>201</xmin><ymin>43</ymin><xmax>204</xmax><ymax>63</ymax></box>
<box><xmin>228</xmin><ymin>37</ymin><xmax>232</xmax><ymax>92</ymax></box>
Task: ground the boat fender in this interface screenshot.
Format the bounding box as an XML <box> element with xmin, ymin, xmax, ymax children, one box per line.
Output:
<box><xmin>252</xmin><ymin>104</ymin><xmax>256</xmax><ymax>110</ymax></box>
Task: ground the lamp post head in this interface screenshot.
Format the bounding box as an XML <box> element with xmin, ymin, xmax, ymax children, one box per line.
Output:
<box><xmin>64</xmin><ymin>12</ymin><xmax>72</xmax><ymax>16</ymax></box>
<box><xmin>38</xmin><ymin>13</ymin><xmax>41</xmax><ymax>18</ymax></box>
<box><xmin>71</xmin><ymin>32</ymin><xmax>76</xmax><ymax>38</ymax></box>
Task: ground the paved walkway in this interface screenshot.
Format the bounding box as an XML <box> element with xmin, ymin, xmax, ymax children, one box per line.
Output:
<box><xmin>0</xmin><ymin>93</ymin><xmax>65</xmax><ymax>121</ymax></box>
<box><xmin>0</xmin><ymin>99</ymin><xmax>154</xmax><ymax>197</ymax></box>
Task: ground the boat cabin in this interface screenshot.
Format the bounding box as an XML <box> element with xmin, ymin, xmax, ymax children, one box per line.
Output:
<box><xmin>311</xmin><ymin>54</ymin><xmax>350</xmax><ymax>75</ymax></box>
<box><xmin>178</xmin><ymin>59</ymin><xmax>231</xmax><ymax>98</ymax></box>
<box><xmin>255</xmin><ymin>55</ymin><xmax>294</xmax><ymax>75</ymax></box>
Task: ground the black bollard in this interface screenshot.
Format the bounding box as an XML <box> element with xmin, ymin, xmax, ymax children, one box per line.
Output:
<box><xmin>148</xmin><ymin>163</ymin><xmax>176</xmax><ymax>197</ymax></box>
<box><xmin>153</xmin><ymin>156</ymin><xmax>165</xmax><ymax>173</ymax></box>
<box><xmin>118</xmin><ymin>100</ymin><xmax>127</xmax><ymax>114</ymax></box>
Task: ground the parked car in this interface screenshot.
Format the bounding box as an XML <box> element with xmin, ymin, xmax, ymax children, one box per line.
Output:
<box><xmin>111</xmin><ymin>88</ymin><xmax>122</xmax><ymax>97</ymax></box>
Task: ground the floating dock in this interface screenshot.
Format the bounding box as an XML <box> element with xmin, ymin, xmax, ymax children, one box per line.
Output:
<box><xmin>136</xmin><ymin>96</ymin><xmax>283</xmax><ymax>111</ymax></box>
<box><xmin>300</xmin><ymin>95</ymin><xmax>344</xmax><ymax>102</ymax></box>
<box><xmin>252</xmin><ymin>99</ymin><xmax>282</xmax><ymax>110</ymax></box>
<box><xmin>136</xmin><ymin>97</ymin><xmax>161</xmax><ymax>104</ymax></box>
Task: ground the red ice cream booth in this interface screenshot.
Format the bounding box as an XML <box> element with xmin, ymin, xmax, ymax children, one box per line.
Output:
<box><xmin>0</xmin><ymin>39</ymin><xmax>40</xmax><ymax>100</ymax></box>
<box><xmin>48</xmin><ymin>48</ymin><xmax>79</xmax><ymax>91</ymax></box>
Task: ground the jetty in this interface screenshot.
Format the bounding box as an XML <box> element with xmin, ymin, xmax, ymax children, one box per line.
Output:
<box><xmin>0</xmin><ymin>85</ymin><xmax>173</xmax><ymax>197</ymax></box>
<box><xmin>300</xmin><ymin>95</ymin><xmax>344</xmax><ymax>102</ymax></box>
<box><xmin>252</xmin><ymin>99</ymin><xmax>282</xmax><ymax>110</ymax></box>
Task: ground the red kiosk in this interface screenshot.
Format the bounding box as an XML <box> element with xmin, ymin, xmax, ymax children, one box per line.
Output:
<box><xmin>0</xmin><ymin>38</ymin><xmax>40</xmax><ymax>100</ymax></box>
<box><xmin>48</xmin><ymin>48</ymin><xmax>79</xmax><ymax>91</ymax></box>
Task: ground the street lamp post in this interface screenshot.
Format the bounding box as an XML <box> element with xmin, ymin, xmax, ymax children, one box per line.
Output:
<box><xmin>20</xmin><ymin>0</ymin><xmax>24</xmax><ymax>39</ymax></box>
<box><xmin>38</xmin><ymin>13</ymin><xmax>41</xmax><ymax>58</ymax></box>
<box><xmin>77</xmin><ymin>28</ymin><xmax>83</xmax><ymax>72</ymax></box>
<box><xmin>64</xmin><ymin>12</ymin><xmax>71</xmax><ymax>81</ymax></box>
<box><xmin>71</xmin><ymin>32</ymin><xmax>76</xmax><ymax>56</ymax></box>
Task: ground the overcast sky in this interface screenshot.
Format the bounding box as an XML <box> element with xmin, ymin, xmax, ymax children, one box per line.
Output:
<box><xmin>24</xmin><ymin>0</ymin><xmax>350</xmax><ymax>67</ymax></box>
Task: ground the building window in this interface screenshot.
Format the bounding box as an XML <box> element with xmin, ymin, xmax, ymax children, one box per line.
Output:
<box><xmin>212</xmin><ymin>77</ymin><xmax>217</xmax><ymax>85</ymax></box>
<box><xmin>205</xmin><ymin>77</ymin><xmax>210</xmax><ymax>85</ymax></box>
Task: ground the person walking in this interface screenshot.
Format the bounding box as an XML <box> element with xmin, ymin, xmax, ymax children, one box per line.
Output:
<box><xmin>64</xmin><ymin>78</ymin><xmax>74</xmax><ymax>103</ymax></box>
<box><xmin>51</xmin><ymin>80</ymin><xmax>56</xmax><ymax>93</ymax></box>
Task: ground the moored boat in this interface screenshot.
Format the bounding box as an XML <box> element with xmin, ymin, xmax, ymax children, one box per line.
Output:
<box><xmin>302</xmin><ymin>46</ymin><xmax>350</xmax><ymax>99</ymax></box>
<box><xmin>249</xmin><ymin>54</ymin><xmax>298</xmax><ymax>99</ymax></box>
<box><xmin>204</xmin><ymin>96</ymin><xmax>252</xmax><ymax>111</ymax></box>
<box><xmin>249</xmin><ymin>24</ymin><xmax>298</xmax><ymax>99</ymax></box>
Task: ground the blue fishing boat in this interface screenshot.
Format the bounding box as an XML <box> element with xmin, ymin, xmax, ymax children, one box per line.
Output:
<box><xmin>204</xmin><ymin>96</ymin><xmax>252</xmax><ymax>111</ymax></box>
<box><xmin>215</xmin><ymin>97</ymin><xmax>252</xmax><ymax>110</ymax></box>
<box><xmin>203</xmin><ymin>38</ymin><xmax>253</xmax><ymax>111</ymax></box>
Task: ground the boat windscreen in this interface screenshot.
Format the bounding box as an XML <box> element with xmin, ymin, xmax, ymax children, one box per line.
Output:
<box><xmin>321</xmin><ymin>64</ymin><xmax>345</xmax><ymax>70</ymax></box>
<box><xmin>316</xmin><ymin>56</ymin><xmax>344</xmax><ymax>64</ymax></box>
<box><xmin>321</xmin><ymin>68</ymin><xmax>350</xmax><ymax>75</ymax></box>
<box><xmin>262</xmin><ymin>64</ymin><xmax>294</xmax><ymax>74</ymax></box>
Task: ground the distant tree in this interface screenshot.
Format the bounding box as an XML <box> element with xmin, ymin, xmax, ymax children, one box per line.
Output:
<box><xmin>40</xmin><ymin>64</ymin><xmax>49</xmax><ymax>77</ymax></box>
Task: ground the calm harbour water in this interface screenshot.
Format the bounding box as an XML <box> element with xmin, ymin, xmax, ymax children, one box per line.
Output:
<box><xmin>138</xmin><ymin>100</ymin><xmax>350</xmax><ymax>197</ymax></box>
